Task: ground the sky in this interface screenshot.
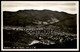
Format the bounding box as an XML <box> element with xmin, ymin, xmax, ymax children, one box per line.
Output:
<box><xmin>1</xmin><ymin>1</ymin><xmax>79</xmax><ymax>14</ymax></box>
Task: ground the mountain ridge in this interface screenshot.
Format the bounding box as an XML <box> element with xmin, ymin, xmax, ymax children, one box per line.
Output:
<box><xmin>3</xmin><ymin>10</ymin><xmax>77</xmax><ymax>26</ymax></box>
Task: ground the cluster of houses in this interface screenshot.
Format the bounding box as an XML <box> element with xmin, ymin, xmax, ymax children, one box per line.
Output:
<box><xmin>3</xmin><ymin>26</ymin><xmax>54</xmax><ymax>35</ymax></box>
<box><xmin>4</xmin><ymin>26</ymin><xmax>77</xmax><ymax>45</ymax></box>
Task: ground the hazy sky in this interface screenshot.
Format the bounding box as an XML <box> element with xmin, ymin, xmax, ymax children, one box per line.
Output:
<box><xmin>1</xmin><ymin>1</ymin><xmax>79</xmax><ymax>14</ymax></box>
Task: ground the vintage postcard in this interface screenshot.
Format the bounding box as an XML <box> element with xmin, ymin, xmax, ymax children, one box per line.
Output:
<box><xmin>1</xmin><ymin>1</ymin><xmax>79</xmax><ymax>51</ymax></box>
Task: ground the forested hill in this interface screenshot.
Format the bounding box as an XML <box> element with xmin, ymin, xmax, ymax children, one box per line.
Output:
<box><xmin>3</xmin><ymin>10</ymin><xmax>77</xmax><ymax>27</ymax></box>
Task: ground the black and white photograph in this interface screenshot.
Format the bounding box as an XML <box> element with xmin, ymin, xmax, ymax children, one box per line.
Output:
<box><xmin>1</xmin><ymin>1</ymin><xmax>79</xmax><ymax>51</ymax></box>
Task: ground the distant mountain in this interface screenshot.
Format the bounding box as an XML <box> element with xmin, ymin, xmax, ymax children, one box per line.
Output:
<box><xmin>53</xmin><ymin>15</ymin><xmax>77</xmax><ymax>27</ymax></box>
<box><xmin>52</xmin><ymin>15</ymin><xmax>77</xmax><ymax>34</ymax></box>
<box><xmin>3</xmin><ymin>10</ymin><xmax>77</xmax><ymax>26</ymax></box>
